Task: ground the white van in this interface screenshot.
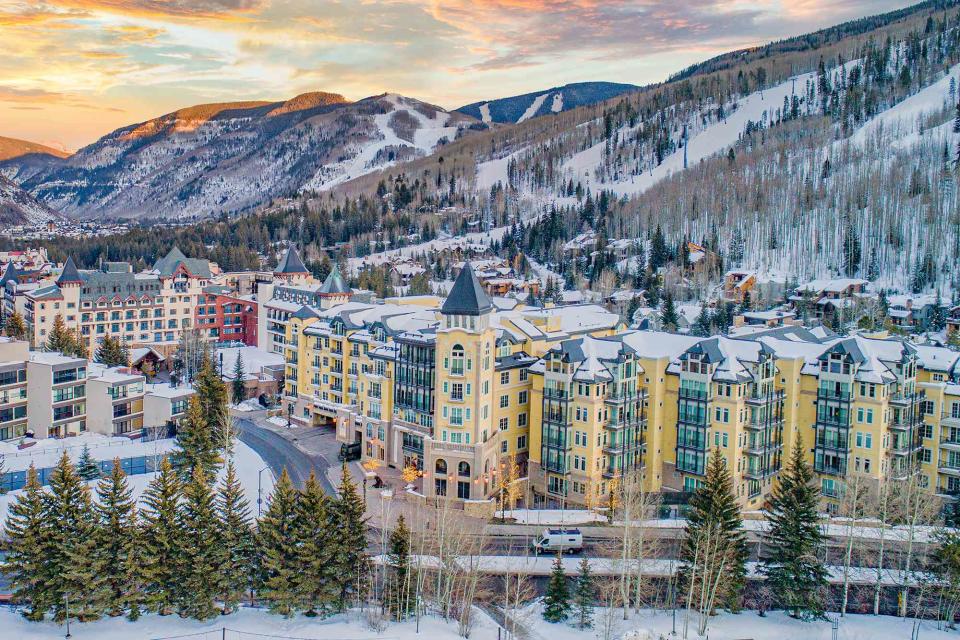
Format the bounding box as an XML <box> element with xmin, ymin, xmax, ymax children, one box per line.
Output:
<box><xmin>531</xmin><ymin>528</ymin><xmax>583</xmax><ymax>554</ymax></box>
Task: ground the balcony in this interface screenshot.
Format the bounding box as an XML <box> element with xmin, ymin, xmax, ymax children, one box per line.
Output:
<box><xmin>543</xmin><ymin>388</ymin><xmax>571</xmax><ymax>401</ymax></box>
<box><xmin>890</xmin><ymin>391</ymin><xmax>921</xmax><ymax>407</ymax></box>
<box><xmin>817</xmin><ymin>389</ymin><xmax>852</xmax><ymax>402</ymax></box>
<box><xmin>939</xmin><ymin>465</ymin><xmax>960</xmax><ymax>476</ymax></box>
<box><xmin>745</xmin><ymin>389</ymin><xmax>785</xmax><ymax>406</ymax></box>
<box><xmin>602</xmin><ymin>441</ymin><xmax>624</xmax><ymax>455</ymax></box>
<box><xmin>679</xmin><ymin>387</ymin><xmax>711</xmax><ymax>401</ymax></box>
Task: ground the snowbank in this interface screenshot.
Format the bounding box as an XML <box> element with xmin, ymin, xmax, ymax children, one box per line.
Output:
<box><xmin>0</xmin><ymin>606</ymin><xmax>497</xmax><ymax>640</ymax></box>
<box><xmin>496</xmin><ymin>508</ymin><xmax>607</xmax><ymax>525</ymax></box>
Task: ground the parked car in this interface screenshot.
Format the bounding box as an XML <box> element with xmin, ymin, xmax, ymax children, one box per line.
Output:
<box><xmin>338</xmin><ymin>442</ymin><xmax>361</xmax><ymax>462</ymax></box>
<box><xmin>531</xmin><ymin>528</ymin><xmax>583</xmax><ymax>554</ymax></box>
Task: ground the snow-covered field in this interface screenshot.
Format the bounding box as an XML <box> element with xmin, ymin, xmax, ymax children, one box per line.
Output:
<box><xmin>0</xmin><ymin>606</ymin><xmax>497</xmax><ymax>640</ymax></box>
<box><xmin>526</xmin><ymin>605</ymin><xmax>956</xmax><ymax>640</ymax></box>
<box><xmin>496</xmin><ymin>508</ymin><xmax>607</xmax><ymax>525</ymax></box>
<box><xmin>0</xmin><ymin>438</ymin><xmax>274</xmax><ymax>523</ymax></box>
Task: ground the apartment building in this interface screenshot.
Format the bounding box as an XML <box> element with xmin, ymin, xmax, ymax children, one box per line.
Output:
<box><xmin>143</xmin><ymin>383</ymin><xmax>194</xmax><ymax>434</ymax></box>
<box><xmin>86</xmin><ymin>364</ymin><xmax>145</xmax><ymax>437</ymax></box>
<box><xmin>282</xmin><ymin>263</ymin><xmax>621</xmax><ymax>503</ymax></box>
<box><xmin>27</xmin><ymin>351</ymin><xmax>88</xmax><ymax>438</ymax></box>
<box><xmin>0</xmin><ymin>338</ymin><xmax>29</xmax><ymax>440</ymax></box>
<box><xmin>22</xmin><ymin>248</ymin><xmax>214</xmax><ymax>354</ymax></box>
<box><xmin>196</xmin><ymin>286</ymin><xmax>258</xmax><ymax>345</ymax></box>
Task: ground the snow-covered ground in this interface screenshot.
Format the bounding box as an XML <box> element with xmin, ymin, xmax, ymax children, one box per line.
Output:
<box><xmin>1</xmin><ymin>432</ymin><xmax>174</xmax><ymax>473</ymax></box>
<box><xmin>526</xmin><ymin>605</ymin><xmax>956</xmax><ymax>640</ymax></box>
<box><xmin>518</xmin><ymin>93</ymin><xmax>550</xmax><ymax>123</ymax></box>
<box><xmin>0</xmin><ymin>606</ymin><xmax>497</xmax><ymax>640</ymax></box>
<box><xmin>0</xmin><ymin>439</ymin><xmax>274</xmax><ymax>523</ymax></box>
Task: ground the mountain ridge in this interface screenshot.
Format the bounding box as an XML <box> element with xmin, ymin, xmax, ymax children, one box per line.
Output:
<box><xmin>456</xmin><ymin>81</ymin><xmax>639</xmax><ymax>124</ymax></box>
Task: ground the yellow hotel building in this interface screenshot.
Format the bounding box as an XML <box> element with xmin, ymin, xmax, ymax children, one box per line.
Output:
<box><xmin>282</xmin><ymin>263</ymin><xmax>960</xmax><ymax>509</ymax></box>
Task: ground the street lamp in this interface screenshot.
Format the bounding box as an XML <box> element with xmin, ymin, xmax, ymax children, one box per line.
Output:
<box><xmin>257</xmin><ymin>466</ymin><xmax>269</xmax><ymax>517</ymax></box>
<box><xmin>64</xmin><ymin>593</ymin><xmax>71</xmax><ymax>639</ymax></box>
<box><xmin>287</xmin><ymin>403</ymin><xmax>292</xmax><ymax>428</ymax></box>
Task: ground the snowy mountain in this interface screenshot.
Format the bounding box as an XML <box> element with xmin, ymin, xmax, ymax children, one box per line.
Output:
<box><xmin>0</xmin><ymin>175</ymin><xmax>65</xmax><ymax>226</ymax></box>
<box><xmin>0</xmin><ymin>92</ymin><xmax>475</xmax><ymax>221</ymax></box>
<box><xmin>456</xmin><ymin>82</ymin><xmax>638</xmax><ymax>124</ymax></box>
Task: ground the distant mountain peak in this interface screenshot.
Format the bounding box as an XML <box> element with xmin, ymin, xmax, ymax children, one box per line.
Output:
<box><xmin>0</xmin><ymin>135</ymin><xmax>72</xmax><ymax>162</ymax></box>
<box><xmin>456</xmin><ymin>81</ymin><xmax>639</xmax><ymax>124</ymax></box>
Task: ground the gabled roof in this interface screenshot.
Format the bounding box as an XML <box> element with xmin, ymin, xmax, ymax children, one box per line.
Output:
<box><xmin>318</xmin><ymin>264</ymin><xmax>350</xmax><ymax>295</ymax></box>
<box><xmin>291</xmin><ymin>305</ymin><xmax>321</xmax><ymax>321</ymax></box>
<box><xmin>56</xmin><ymin>256</ymin><xmax>82</xmax><ymax>285</ymax></box>
<box><xmin>152</xmin><ymin>246</ymin><xmax>212</xmax><ymax>279</ymax></box>
<box><xmin>441</xmin><ymin>262</ymin><xmax>492</xmax><ymax>316</ymax></box>
<box><xmin>275</xmin><ymin>246</ymin><xmax>308</xmax><ymax>275</ymax></box>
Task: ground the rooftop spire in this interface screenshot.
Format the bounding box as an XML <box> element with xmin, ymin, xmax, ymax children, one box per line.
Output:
<box><xmin>56</xmin><ymin>256</ymin><xmax>82</xmax><ymax>285</ymax></box>
<box><xmin>441</xmin><ymin>262</ymin><xmax>492</xmax><ymax>316</ymax></box>
<box><xmin>275</xmin><ymin>246</ymin><xmax>308</xmax><ymax>275</ymax></box>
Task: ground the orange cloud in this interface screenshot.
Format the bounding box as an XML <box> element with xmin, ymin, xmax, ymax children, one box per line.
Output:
<box><xmin>35</xmin><ymin>0</ymin><xmax>268</xmax><ymax>20</ymax></box>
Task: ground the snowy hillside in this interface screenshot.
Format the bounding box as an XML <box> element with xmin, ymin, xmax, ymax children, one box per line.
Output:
<box><xmin>0</xmin><ymin>174</ymin><xmax>64</xmax><ymax>226</ymax></box>
<box><xmin>302</xmin><ymin>94</ymin><xmax>468</xmax><ymax>192</ymax></box>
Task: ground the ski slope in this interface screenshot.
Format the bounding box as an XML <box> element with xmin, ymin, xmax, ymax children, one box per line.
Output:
<box><xmin>517</xmin><ymin>93</ymin><xmax>550</xmax><ymax>123</ymax></box>
<box><xmin>561</xmin><ymin>70</ymin><xmax>824</xmax><ymax>197</ymax></box>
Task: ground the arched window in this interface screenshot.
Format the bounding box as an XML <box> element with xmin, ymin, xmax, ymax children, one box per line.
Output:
<box><xmin>436</xmin><ymin>459</ymin><xmax>447</xmax><ymax>475</ymax></box>
<box><xmin>458</xmin><ymin>461</ymin><xmax>471</xmax><ymax>477</ymax></box>
<box><xmin>451</xmin><ymin>344</ymin><xmax>465</xmax><ymax>375</ymax></box>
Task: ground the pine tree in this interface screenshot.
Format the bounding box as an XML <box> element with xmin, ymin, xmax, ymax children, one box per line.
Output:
<box><xmin>231</xmin><ymin>352</ymin><xmax>246</xmax><ymax>405</ymax></box>
<box><xmin>217</xmin><ymin>460</ymin><xmax>253</xmax><ymax>615</ymax></box>
<box><xmin>387</xmin><ymin>514</ymin><xmax>412</xmax><ymax>621</ymax></box>
<box><xmin>573</xmin><ymin>557</ymin><xmax>594</xmax><ymax>629</ymax></box>
<box><xmin>95</xmin><ymin>335</ymin><xmax>128</xmax><ymax>368</ymax></box>
<box><xmin>76</xmin><ymin>445</ymin><xmax>101</xmax><ymax>481</ymax></box>
<box><xmin>660</xmin><ymin>291</ymin><xmax>679</xmax><ymax>332</ymax></box>
<box><xmin>196</xmin><ymin>354</ymin><xmax>231</xmax><ymax>455</ymax></box>
<box><xmin>176</xmin><ymin>466</ymin><xmax>222</xmax><ymax>620</ymax></box>
<box><xmin>762</xmin><ymin>439</ymin><xmax>828</xmax><ymax>620</ymax></box>
<box><xmin>4</xmin><ymin>310</ymin><xmax>27</xmax><ymax>340</ymax></box>
<box><xmin>3</xmin><ymin>465</ymin><xmax>52</xmax><ymax>620</ymax></box>
<box><xmin>331</xmin><ymin>462</ymin><xmax>368</xmax><ymax>610</ymax></box>
<box><xmin>542</xmin><ymin>556</ymin><xmax>571</xmax><ymax>622</ymax></box>
<box><xmin>691</xmin><ymin>303</ymin><xmax>712</xmax><ymax>337</ymax></box>
<box><xmin>171</xmin><ymin>395</ymin><xmax>222</xmax><ymax>480</ymax></box>
<box><xmin>294</xmin><ymin>471</ymin><xmax>336</xmax><ymax>616</ymax></box>
<box><xmin>45</xmin><ymin>452</ymin><xmax>107</xmax><ymax>622</ymax></box>
<box><xmin>257</xmin><ymin>468</ymin><xmax>301</xmax><ymax>616</ymax></box>
<box><xmin>140</xmin><ymin>457</ymin><xmax>182</xmax><ymax>615</ymax></box>
<box><xmin>680</xmin><ymin>450</ymin><xmax>748</xmax><ymax>614</ymax></box>
<box><xmin>95</xmin><ymin>459</ymin><xmax>141</xmax><ymax>619</ymax></box>
<box><xmin>45</xmin><ymin>315</ymin><xmax>75</xmax><ymax>354</ymax></box>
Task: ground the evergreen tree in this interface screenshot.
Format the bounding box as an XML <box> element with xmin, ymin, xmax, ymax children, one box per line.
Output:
<box><xmin>842</xmin><ymin>215</ymin><xmax>861</xmax><ymax>277</ymax></box>
<box><xmin>295</xmin><ymin>471</ymin><xmax>336</xmax><ymax>616</ymax></box>
<box><xmin>45</xmin><ymin>452</ymin><xmax>107</xmax><ymax>622</ymax></box>
<box><xmin>4</xmin><ymin>310</ymin><xmax>27</xmax><ymax>340</ymax></box>
<box><xmin>257</xmin><ymin>468</ymin><xmax>301</xmax><ymax>616</ymax></box>
<box><xmin>231</xmin><ymin>352</ymin><xmax>246</xmax><ymax>405</ymax></box>
<box><xmin>866</xmin><ymin>247</ymin><xmax>881</xmax><ymax>281</ymax></box>
<box><xmin>625</xmin><ymin>296</ymin><xmax>642</xmax><ymax>325</ymax></box>
<box><xmin>45</xmin><ymin>315</ymin><xmax>75</xmax><ymax>354</ymax></box>
<box><xmin>573</xmin><ymin>557</ymin><xmax>594</xmax><ymax>629</ymax></box>
<box><xmin>95</xmin><ymin>459</ymin><xmax>141</xmax><ymax>619</ymax></box>
<box><xmin>660</xmin><ymin>291</ymin><xmax>679</xmax><ymax>332</ymax></box>
<box><xmin>386</xmin><ymin>514</ymin><xmax>413</xmax><ymax>621</ymax></box>
<box><xmin>542</xmin><ymin>556</ymin><xmax>571</xmax><ymax>622</ymax></box>
<box><xmin>680</xmin><ymin>450</ymin><xmax>748</xmax><ymax>613</ymax></box>
<box><xmin>691</xmin><ymin>303</ymin><xmax>712</xmax><ymax>337</ymax></box>
<box><xmin>217</xmin><ymin>460</ymin><xmax>253</xmax><ymax>614</ymax></box>
<box><xmin>931</xmin><ymin>292</ymin><xmax>947</xmax><ymax>331</ymax></box>
<box><xmin>762</xmin><ymin>439</ymin><xmax>828</xmax><ymax>620</ymax></box>
<box><xmin>95</xmin><ymin>335</ymin><xmax>129</xmax><ymax>368</ymax></box>
<box><xmin>650</xmin><ymin>225</ymin><xmax>669</xmax><ymax>271</ymax></box>
<box><xmin>140</xmin><ymin>457</ymin><xmax>182</xmax><ymax>615</ymax></box>
<box><xmin>176</xmin><ymin>466</ymin><xmax>222</xmax><ymax>620</ymax></box>
<box><xmin>76</xmin><ymin>445</ymin><xmax>101</xmax><ymax>481</ymax></box>
<box><xmin>331</xmin><ymin>462</ymin><xmax>368</xmax><ymax>610</ymax></box>
<box><xmin>171</xmin><ymin>395</ymin><xmax>222</xmax><ymax>480</ymax></box>
<box><xmin>196</xmin><ymin>355</ymin><xmax>230</xmax><ymax>453</ymax></box>
<box><xmin>3</xmin><ymin>465</ymin><xmax>52</xmax><ymax>620</ymax></box>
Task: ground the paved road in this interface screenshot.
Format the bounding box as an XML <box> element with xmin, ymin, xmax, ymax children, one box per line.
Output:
<box><xmin>234</xmin><ymin>418</ymin><xmax>336</xmax><ymax>496</ymax></box>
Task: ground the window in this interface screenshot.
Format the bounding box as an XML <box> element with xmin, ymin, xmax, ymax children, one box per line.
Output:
<box><xmin>451</xmin><ymin>383</ymin><xmax>464</xmax><ymax>401</ymax></box>
<box><xmin>518</xmin><ymin>413</ymin><xmax>527</xmax><ymax>427</ymax></box>
<box><xmin>451</xmin><ymin>345</ymin><xmax>464</xmax><ymax>375</ymax></box>
<box><xmin>458</xmin><ymin>461</ymin><xmax>471</xmax><ymax>477</ymax></box>
<box><xmin>500</xmin><ymin>395</ymin><xmax>509</xmax><ymax>408</ymax></box>
<box><xmin>520</xmin><ymin>369</ymin><xmax>529</xmax><ymax>381</ymax></box>
<box><xmin>922</xmin><ymin>448</ymin><xmax>932</xmax><ymax>463</ymax></box>
<box><xmin>500</xmin><ymin>371</ymin><xmax>510</xmax><ymax>384</ymax></box>
<box><xmin>450</xmin><ymin>407</ymin><xmax>463</xmax><ymax>426</ymax></box>
<box><xmin>501</xmin><ymin>441</ymin><xmax>508</xmax><ymax>453</ymax></box>
<box><xmin>517</xmin><ymin>435</ymin><xmax>527</xmax><ymax>450</ymax></box>
<box><xmin>518</xmin><ymin>391</ymin><xmax>528</xmax><ymax>404</ymax></box>
<box><xmin>499</xmin><ymin>417</ymin><xmax>509</xmax><ymax>430</ymax></box>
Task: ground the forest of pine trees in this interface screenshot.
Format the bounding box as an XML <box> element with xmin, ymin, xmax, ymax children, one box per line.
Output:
<box><xmin>2</xmin><ymin>454</ymin><xmax>369</xmax><ymax>623</ymax></box>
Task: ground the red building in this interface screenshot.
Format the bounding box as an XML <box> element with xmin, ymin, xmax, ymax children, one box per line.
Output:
<box><xmin>196</xmin><ymin>286</ymin><xmax>258</xmax><ymax>346</ymax></box>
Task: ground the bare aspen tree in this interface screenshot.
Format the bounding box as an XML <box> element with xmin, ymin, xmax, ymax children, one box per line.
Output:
<box><xmin>871</xmin><ymin>475</ymin><xmax>894</xmax><ymax>616</ymax></box>
<box><xmin>892</xmin><ymin>472</ymin><xmax>941</xmax><ymax>617</ymax></box>
<box><xmin>838</xmin><ymin>471</ymin><xmax>870</xmax><ymax>616</ymax></box>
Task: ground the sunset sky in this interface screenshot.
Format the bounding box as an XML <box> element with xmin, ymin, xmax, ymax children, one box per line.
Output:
<box><xmin>1</xmin><ymin>0</ymin><xmax>913</xmax><ymax>151</ymax></box>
